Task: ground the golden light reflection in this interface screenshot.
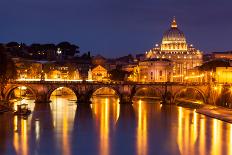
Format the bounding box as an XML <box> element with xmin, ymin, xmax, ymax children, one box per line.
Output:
<box><xmin>192</xmin><ymin>110</ymin><xmax>198</xmax><ymax>148</ymax></box>
<box><xmin>199</xmin><ymin>117</ymin><xmax>206</xmax><ymax>155</ymax></box>
<box><xmin>50</xmin><ymin>91</ymin><xmax>76</xmax><ymax>155</ymax></box>
<box><xmin>229</xmin><ymin>124</ymin><xmax>232</xmax><ymax>155</ymax></box>
<box><xmin>177</xmin><ymin>107</ymin><xmax>183</xmax><ymax>154</ymax></box>
<box><xmin>211</xmin><ymin>120</ymin><xmax>222</xmax><ymax>155</ymax></box>
<box><xmin>91</xmin><ymin>97</ymin><xmax>119</xmax><ymax>155</ymax></box>
<box><xmin>100</xmin><ymin>98</ymin><xmax>109</xmax><ymax>155</ymax></box>
<box><xmin>184</xmin><ymin>110</ymin><xmax>189</xmax><ymax>154</ymax></box>
<box><xmin>35</xmin><ymin>121</ymin><xmax>40</xmax><ymax>142</ymax></box>
<box><xmin>116</xmin><ymin>103</ymin><xmax>120</xmax><ymax>121</ymax></box>
<box><xmin>136</xmin><ymin>99</ymin><xmax>147</xmax><ymax>155</ymax></box>
<box><xmin>13</xmin><ymin>116</ymin><xmax>19</xmax><ymax>154</ymax></box>
<box><xmin>177</xmin><ymin>108</ymin><xmax>198</xmax><ymax>154</ymax></box>
<box><xmin>62</xmin><ymin>102</ymin><xmax>70</xmax><ymax>155</ymax></box>
<box><xmin>22</xmin><ymin>119</ymin><xmax>28</xmax><ymax>155</ymax></box>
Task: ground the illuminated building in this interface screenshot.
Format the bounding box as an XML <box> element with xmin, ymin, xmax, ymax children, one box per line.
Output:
<box><xmin>15</xmin><ymin>60</ymin><xmax>81</xmax><ymax>81</ymax></box>
<box><xmin>127</xmin><ymin>66</ymin><xmax>140</xmax><ymax>82</ymax></box>
<box><xmin>145</xmin><ymin>17</ymin><xmax>203</xmax><ymax>82</ymax></box>
<box><xmin>138</xmin><ymin>58</ymin><xmax>173</xmax><ymax>82</ymax></box>
<box><xmin>91</xmin><ymin>65</ymin><xmax>108</xmax><ymax>81</ymax></box>
<box><xmin>216</xmin><ymin>67</ymin><xmax>232</xmax><ymax>83</ymax></box>
<box><xmin>45</xmin><ymin>63</ymin><xmax>80</xmax><ymax>80</ymax></box>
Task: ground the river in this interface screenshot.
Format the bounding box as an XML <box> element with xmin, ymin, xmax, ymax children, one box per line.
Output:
<box><xmin>0</xmin><ymin>95</ymin><xmax>232</xmax><ymax>155</ymax></box>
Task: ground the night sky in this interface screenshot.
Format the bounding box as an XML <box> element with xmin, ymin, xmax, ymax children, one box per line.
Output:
<box><xmin>1</xmin><ymin>0</ymin><xmax>232</xmax><ymax>57</ymax></box>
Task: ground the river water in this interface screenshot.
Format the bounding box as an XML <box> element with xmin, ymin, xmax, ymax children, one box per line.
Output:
<box><xmin>0</xmin><ymin>96</ymin><xmax>232</xmax><ymax>155</ymax></box>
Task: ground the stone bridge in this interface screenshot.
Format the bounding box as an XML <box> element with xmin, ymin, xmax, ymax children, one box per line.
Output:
<box><xmin>3</xmin><ymin>81</ymin><xmax>219</xmax><ymax>105</ymax></box>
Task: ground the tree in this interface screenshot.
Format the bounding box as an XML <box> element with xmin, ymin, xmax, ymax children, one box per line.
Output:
<box><xmin>6</xmin><ymin>42</ymin><xmax>19</xmax><ymax>48</ymax></box>
<box><xmin>109</xmin><ymin>69</ymin><xmax>129</xmax><ymax>81</ymax></box>
<box><xmin>57</xmin><ymin>42</ymin><xmax>80</xmax><ymax>57</ymax></box>
<box><xmin>0</xmin><ymin>46</ymin><xmax>17</xmax><ymax>100</ymax></box>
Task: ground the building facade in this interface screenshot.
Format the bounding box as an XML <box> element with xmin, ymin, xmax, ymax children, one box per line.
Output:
<box><xmin>212</xmin><ymin>52</ymin><xmax>232</xmax><ymax>60</ymax></box>
<box><xmin>91</xmin><ymin>65</ymin><xmax>108</xmax><ymax>81</ymax></box>
<box><xmin>216</xmin><ymin>67</ymin><xmax>232</xmax><ymax>83</ymax></box>
<box><xmin>138</xmin><ymin>58</ymin><xmax>173</xmax><ymax>82</ymax></box>
<box><xmin>145</xmin><ymin>17</ymin><xmax>203</xmax><ymax>82</ymax></box>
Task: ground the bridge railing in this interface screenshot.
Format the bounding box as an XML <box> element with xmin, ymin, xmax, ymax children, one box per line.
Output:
<box><xmin>8</xmin><ymin>79</ymin><xmax>213</xmax><ymax>86</ymax></box>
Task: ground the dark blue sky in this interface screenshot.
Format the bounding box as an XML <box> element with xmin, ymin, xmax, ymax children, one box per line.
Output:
<box><xmin>1</xmin><ymin>0</ymin><xmax>232</xmax><ymax>57</ymax></box>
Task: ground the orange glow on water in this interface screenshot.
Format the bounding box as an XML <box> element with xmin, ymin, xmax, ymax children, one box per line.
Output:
<box><xmin>13</xmin><ymin>116</ymin><xmax>19</xmax><ymax>154</ymax></box>
<box><xmin>91</xmin><ymin>97</ymin><xmax>119</xmax><ymax>155</ymax></box>
<box><xmin>229</xmin><ymin>124</ymin><xmax>232</xmax><ymax>155</ymax></box>
<box><xmin>177</xmin><ymin>107</ymin><xmax>183</xmax><ymax>154</ymax></box>
<box><xmin>199</xmin><ymin>117</ymin><xmax>206</xmax><ymax>155</ymax></box>
<box><xmin>62</xmin><ymin>104</ymin><xmax>70</xmax><ymax>155</ymax></box>
<box><xmin>211</xmin><ymin>120</ymin><xmax>222</xmax><ymax>155</ymax></box>
<box><xmin>136</xmin><ymin>100</ymin><xmax>148</xmax><ymax>155</ymax></box>
<box><xmin>22</xmin><ymin>119</ymin><xmax>28</xmax><ymax>155</ymax></box>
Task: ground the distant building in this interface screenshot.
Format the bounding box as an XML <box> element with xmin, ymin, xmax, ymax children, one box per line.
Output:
<box><xmin>212</xmin><ymin>51</ymin><xmax>232</xmax><ymax>60</ymax></box>
<box><xmin>104</xmin><ymin>55</ymin><xmax>135</xmax><ymax>71</ymax></box>
<box><xmin>122</xmin><ymin>63</ymin><xmax>138</xmax><ymax>72</ymax></box>
<box><xmin>44</xmin><ymin>62</ymin><xmax>80</xmax><ymax>80</ymax></box>
<box><xmin>91</xmin><ymin>65</ymin><xmax>108</xmax><ymax>81</ymax></box>
<box><xmin>215</xmin><ymin>67</ymin><xmax>232</xmax><ymax>83</ymax></box>
<box><xmin>13</xmin><ymin>58</ymin><xmax>43</xmax><ymax>79</ymax></box>
<box><xmin>145</xmin><ymin>17</ymin><xmax>203</xmax><ymax>82</ymax></box>
<box><xmin>137</xmin><ymin>58</ymin><xmax>173</xmax><ymax>82</ymax></box>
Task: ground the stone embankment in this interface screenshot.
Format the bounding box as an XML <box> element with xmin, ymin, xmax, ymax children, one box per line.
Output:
<box><xmin>196</xmin><ymin>105</ymin><xmax>232</xmax><ymax>123</ymax></box>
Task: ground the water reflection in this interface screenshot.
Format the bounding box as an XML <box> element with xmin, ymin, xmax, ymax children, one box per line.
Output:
<box><xmin>1</xmin><ymin>96</ymin><xmax>232</xmax><ymax>155</ymax></box>
<box><xmin>229</xmin><ymin>124</ymin><xmax>232</xmax><ymax>155</ymax></box>
<box><xmin>72</xmin><ymin>104</ymin><xmax>97</xmax><ymax>155</ymax></box>
<box><xmin>114</xmin><ymin>104</ymin><xmax>136</xmax><ymax>155</ymax></box>
<box><xmin>29</xmin><ymin>103</ymin><xmax>55</xmax><ymax>155</ymax></box>
<box><xmin>136</xmin><ymin>100</ymin><xmax>148</xmax><ymax>155</ymax></box>
<box><xmin>91</xmin><ymin>97</ymin><xmax>120</xmax><ymax>155</ymax></box>
<box><xmin>50</xmin><ymin>95</ymin><xmax>76</xmax><ymax>155</ymax></box>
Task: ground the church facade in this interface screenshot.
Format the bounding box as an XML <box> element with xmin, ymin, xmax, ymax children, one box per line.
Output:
<box><xmin>145</xmin><ymin>17</ymin><xmax>203</xmax><ymax>82</ymax></box>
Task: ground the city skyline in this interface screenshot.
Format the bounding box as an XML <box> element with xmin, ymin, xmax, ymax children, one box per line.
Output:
<box><xmin>1</xmin><ymin>0</ymin><xmax>232</xmax><ymax>57</ymax></box>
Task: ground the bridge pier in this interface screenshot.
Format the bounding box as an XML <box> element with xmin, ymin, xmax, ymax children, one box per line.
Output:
<box><xmin>5</xmin><ymin>81</ymin><xmax>211</xmax><ymax>106</ymax></box>
<box><xmin>76</xmin><ymin>94</ymin><xmax>91</xmax><ymax>105</ymax></box>
<box><xmin>119</xmin><ymin>94</ymin><xmax>133</xmax><ymax>104</ymax></box>
<box><xmin>35</xmin><ymin>94</ymin><xmax>50</xmax><ymax>103</ymax></box>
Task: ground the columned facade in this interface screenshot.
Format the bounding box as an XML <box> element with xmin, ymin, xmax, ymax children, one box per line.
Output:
<box><xmin>145</xmin><ymin>17</ymin><xmax>203</xmax><ymax>82</ymax></box>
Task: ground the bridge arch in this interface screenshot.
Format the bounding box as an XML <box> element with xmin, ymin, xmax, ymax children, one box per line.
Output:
<box><xmin>132</xmin><ymin>86</ymin><xmax>163</xmax><ymax>100</ymax></box>
<box><xmin>47</xmin><ymin>86</ymin><xmax>78</xmax><ymax>102</ymax></box>
<box><xmin>91</xmin><ymin>86</ymin><xmax>120</xmax><ymax>99</ymax></box>
<box><xmin>5</xmin><ymin>85</ymin><xmax>37</xmax><ymax>101</ymax></box>
<box><xmin>173</xmin><ymin>87</ymin><xmax>206</xmax><ymax>104</ymax></box>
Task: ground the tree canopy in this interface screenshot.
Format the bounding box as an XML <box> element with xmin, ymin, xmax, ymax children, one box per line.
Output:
<box><xmin>109</xmin><ymin>69</ymin><xmax>130</xmax><ymax>81</ymax></box>
<box><xmin>0</xmin><ymin>46</ymin><xmax>17</xmax><ymax>99</ymax></box>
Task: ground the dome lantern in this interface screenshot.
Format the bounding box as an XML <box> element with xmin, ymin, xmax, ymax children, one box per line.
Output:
<box><xmin>161</xmin><ymin>17</ymin><xmax>188</xmax><ymax>51</ymax></box>
<box><xmin>171</xmin><ymin>17</ymin><xmax>178</xmax><ymax>28</ymax></box>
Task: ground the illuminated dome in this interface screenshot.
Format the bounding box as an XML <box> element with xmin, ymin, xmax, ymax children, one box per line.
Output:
<box><xmin>161</xmin><ymin>17</ymin><xmax>188</xmax><ymax>51</ymax></box>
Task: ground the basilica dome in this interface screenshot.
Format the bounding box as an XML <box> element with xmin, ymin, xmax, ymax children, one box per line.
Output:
<box><xmin>161</xmin><ymin>17</ymin><xmax>188</xmax><ymax>51</ymax></box>
<box><xmin>162</xmin><ymin>27</ymin><xmax>186</xmax><ymax>43</ymax></box>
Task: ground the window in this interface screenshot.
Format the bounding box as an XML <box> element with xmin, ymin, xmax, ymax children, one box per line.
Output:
<box><xmin>159</xmin><ymin>70</ymin><xmax>162</xmax><ymax>76</ymax></box>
